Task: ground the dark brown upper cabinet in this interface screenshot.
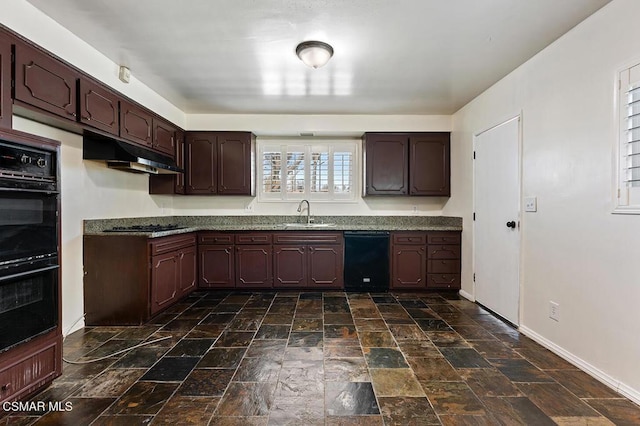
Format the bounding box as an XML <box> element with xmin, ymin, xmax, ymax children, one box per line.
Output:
<box><xmin>119</xmin><ymin>99</ymin><xmax>153</xmax><ymax>148</ymax></box>
<box><xmin>185</xmin><ymin>131</ymin><xmax>254</xmax><ymax>195</ymax></box>
<box><xmin>0</xmin><ymin>30</ymin><xmax>12</xmax><ymax>129</ymax></box>
<box><xmin>153</xmin><ymin>118</ymin><xmax>176</xmax><ymax>157</ymax></box>
<box><xmin>78</xmin><ymin>76</ymin><xmax>119</xmax><ymax>136</ymax></box>
<box><xmin>174</xmin><ymin>130</ymin><xmax>186</xmax><ymax>193</ymax></box>
<box><xmin>410</xmin><ymin>133</ymin><xmax>451</xmax><ymax>196</ymax></box>
<box><xmin>186</xmin><ymin>131</ymin><xmax>217</xmax><ymax>194</ymax></box>
<box><xmin>365</xmin><ymin>133</ymin><xmax>409</xmax><ymax>195</ymax></box>
<box><xmin>364</xmin><ymin>132</ymin><xmax>450</xmax><ymax>197</ymax></box>
<box><xmin>14</xmin><ymin>41</ymin><xmax>78</xmax><ymax>121</ymax></box>
<box><xmin>218</xmin><ymin>132</ymin><xmax>252</xmax><ymax>195</ymax></box>
<box><xmin>149</xmin><ymin>129</ymin><xmax>185</xmax><ymax>195</ymax></box>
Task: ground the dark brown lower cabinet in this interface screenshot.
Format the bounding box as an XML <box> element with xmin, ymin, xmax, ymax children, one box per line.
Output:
<box><xmin>150</xmin><ymin>235</ymin><xmax>197</xmax><ymax>314</ymax></box>
<box><xmin>198</xmin><ymin>232</ymin><xmax>235</xmax><ymax>288</ymax></box>
<box><xmin>273</xmin><ymin>232</ymin><xmax>343</xmax><ymax>289</ymax></box>
<box><xmin>273</xmin><ymin>245</ymin><xmax>306</xmax><ymax>287</ymax></box>
<box><xmin>236</xmin><ymin>245</ymin><xmax>273</xmax><ymax>288</ymax></box>
<box><xmin>308</xmin><ymin>245</ymin><xmax>343</xmax><ymax>288</ymax></box>
<box><xmin>0</xmin><ymin>332</ymin><xmax>62</xmax><ymax>404</ymax></box>
<box><xmin>199</xmin><ymin>244</ymin><xmax>235</xmax><ymax>289</ymax></box>
<box><xmin>150</xmin><ymin>251</ymin><xmax>179</xmax><ymax>316</ymax></box>
<box><xmin>84</xmin><ymin>233</ymin><xmax>197</xmax><ymax>325</ymax></box>
<box><xmin>151</xmin><ymin>244</ymin><xmax>197</xmax><ymax>315</ymax></box>
<box><xmin>391</xmin><ymin>244</ymin><xmax>426</xmax><ymax>289</ymax></box>
<box><xmin>391</xmin><ymin>231</ymin><xmax>461</xmax><ymax>290</ymax></box>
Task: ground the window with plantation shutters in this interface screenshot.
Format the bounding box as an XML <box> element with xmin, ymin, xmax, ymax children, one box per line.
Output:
<box><xmin>259</xmin><ymin>140</ymin><xmax>357</xmax><ymax>201</ymax></box>
<box><xmin>616</xmin><ymin>63</ymin><xmax>640</xmax><ymax>212</ymax></box>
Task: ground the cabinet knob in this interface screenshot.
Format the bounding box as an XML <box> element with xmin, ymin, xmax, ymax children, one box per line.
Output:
<box><xmin>1</xmin><ymin>383</ymin><xmax>10</xmax><ymax>392</ymax></box>
<box><xmin>67</xmin><ymin>111</ymin><xmax>77</xmax><ymax>117</ymax></box>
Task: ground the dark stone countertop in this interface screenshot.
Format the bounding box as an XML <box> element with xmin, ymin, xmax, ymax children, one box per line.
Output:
<box><xmin>84</xmin><ymin>215</ymin><xmax>463</xmax><ymax>238</ymax></box>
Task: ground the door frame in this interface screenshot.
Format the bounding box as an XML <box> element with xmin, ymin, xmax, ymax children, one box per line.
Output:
<box><xmin>472</xmin><ymin>112</ymin><xmax>523</xmax><ymax>326</ymax></box>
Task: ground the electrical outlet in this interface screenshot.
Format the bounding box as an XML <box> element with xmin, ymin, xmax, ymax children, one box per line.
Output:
<box><xmin>412</xmin><ymin>206</ymin><xmax>418</xmax><ymax>214</ymax></box>
<box><xmin>525</xmin><ymin>197</ymin><xmax>537</xmax><ymax>212</ymax></box>
<box><xmin>549</xmin><ymin>301</ymin><xmax>560</xmax><ymax>321</ymax></box>
<box><xmin>245</xmin><ymin>203</ymin><xmax>254</xmax><ymax>212</ymax></box>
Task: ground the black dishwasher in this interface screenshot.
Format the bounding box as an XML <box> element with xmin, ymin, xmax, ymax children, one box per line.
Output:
<box><xmin>343</xmin><ymin>231</ymin><xmax>390</xmax><ymax>292</ymax></box>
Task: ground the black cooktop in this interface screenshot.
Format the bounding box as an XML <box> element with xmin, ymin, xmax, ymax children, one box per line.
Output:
<box><xmin>103</xmin><ymin>224</ymin><xmax>184</xmax><ymax>233</ymax></box>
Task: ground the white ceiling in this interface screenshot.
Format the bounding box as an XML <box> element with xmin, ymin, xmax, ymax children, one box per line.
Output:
<box><xmin>25</xmin><ymin>0</ymin><xmax>610</xmax><ymax>115</ymax></box>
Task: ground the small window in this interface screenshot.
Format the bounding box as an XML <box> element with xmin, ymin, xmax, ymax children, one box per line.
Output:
<box><xmin>259</xmin><ymin>140</ymin><xmax>357</xmax><ymax>201</ymax></box>
<box><xmin>616</xmin><ymin>63</ymin><xmax>640</xmax><ymax>213</ymax></box>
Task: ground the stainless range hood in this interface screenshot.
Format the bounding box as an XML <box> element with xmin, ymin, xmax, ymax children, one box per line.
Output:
<box><xmin>82</xmin><ymin>132</ymin><xmax>183</xmax><ymax>175</ymax></box>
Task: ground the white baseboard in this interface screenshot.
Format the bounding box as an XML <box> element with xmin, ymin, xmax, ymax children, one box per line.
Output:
<box><xmin>519</xmin><ymin>325</ymin><xmax>640</xmax><ymax>406</ymax></box>
<box><xmin>458</xmin><ymin>289</ymin><xmax>475</xmax><ymax>302</ymax></box>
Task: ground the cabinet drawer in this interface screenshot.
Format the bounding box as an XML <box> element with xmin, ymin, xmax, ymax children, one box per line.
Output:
<box><xmin>198</xmin><ymin>233</ymin><xmax>234</xmax><ymax>245</ymax></box>
<box><xmin>392</xmin><ymin>232</ymin><xmax>426</xmax><ymax>245</ymax></box>
<box><xmin>427</xmin><ymin>232</ymin><xmax>461</xmax><ymax>245</ymax></box>
<box><xmin>428</xmin><ymin>259</ymin><xmax>460</xmax><ymax>274</ymax></box>
<box><xmin>427</xmin><ymin>245</ymin><xmax>461</xmax><ymax>259</ymax></box>
<box><xmin>235</xmin><ymin>233</ymin><xmax>272</xmax><ymax>244</ymax></box>
<box><xmin>0</xmin><ymin>339</ymin><xmax>59</xmax><ymax>403</ymax></box>
<box><xmin>150</xmin><ymin>233</ymin><xmax>196</xmax><ymax>255</ymax></box>
<box><xmin>426</xmin><ymin>274</ymin><xmax>461</xmax><ymax>289</ymax></box>
<box><xmin>273</xmin><ymin>232</ymin><xmax>343</xmax><ymax>245</ymax></box>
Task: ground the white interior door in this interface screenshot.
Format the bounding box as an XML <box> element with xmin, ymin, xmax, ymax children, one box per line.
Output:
<box><xmin>474</xmin><ymin>116</ymin><xmax>521</xmax><ymax>325</ymax></box>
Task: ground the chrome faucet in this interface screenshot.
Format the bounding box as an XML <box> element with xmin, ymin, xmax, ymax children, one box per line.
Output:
<box><xmin>297</xmin><ymin>199</ymin><xmax>311</xmax><ymax>225</ymax></box>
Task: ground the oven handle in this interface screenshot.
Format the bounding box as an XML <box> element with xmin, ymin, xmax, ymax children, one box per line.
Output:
<box><xmin>0</xmin><ymin>264</ymin><xmax>59</xmax><ymax>283</ymax></box>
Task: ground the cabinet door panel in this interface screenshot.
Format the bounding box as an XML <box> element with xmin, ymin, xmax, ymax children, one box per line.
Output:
<box><xmin>273</xmin><ymin>246</ymin><xmax>306</xmax><ymax>287</ymax></box>
<box><xmin>391</xmin><ymin>244</ymin><xmax>426</xmax><ymax>289</ymax></box>
<box><xmin>120</xmin><ymin>100</ymin><xmax>153</xmax><ymax>147</ymax></box>
<box><xmin>218</xmin><ymin>133</ymin><xmax>251</xmax><ymax>194</ymax></box>
<box><xmin>153</xmin><ymin>118</ymin><xmax>176</xmax><ymax>157</ymax></box>
<box><xmin>410</xmin><ymin>133</ymin><xmax>450</xmax><ymax>196</ymax></box>
<box><xmin>151</xmin><ymin>252</ymin><xmax>178</xmax><ymax>315</ymax></box>
<box><xmin>174</xmin><ymin>130</ymin><xmax>185</xmax><ymax>194</ymax></box>
<box><xmin>178</xmin><ymin>246</ymin><xmax>197</xmax><ymax>297</ymax></box>
<box><xmin>308</xmin><ymin>245</ymin><xmax>343</xmax><ymax>288</ymax></box>
<box><xmin>236</xmin><ymin>245</ymin><xmax>272</xmax><ymax>288</ymax></box>
<box><xmin>199</xmin><ymin>245</ymin><xmax>234</xmax><ymax>288</ymax></box>
<box><xmin>78</xmin><ymin>77</ymin><xmax>119</xmax><ymax>135</ymax></box>
<box><xmin>14</xmin><ymin>42</ymin><xmax>77</xmax><ymax>120</ymax></box>
<box><xmin>365</xmin><ymin>134</ymin><xmax>408</xmax><ymax>195</ymax></box>
<box><xmin>0</xmin><ymin>31</ymin><xmax>12</xmax><ymax>128</ymax></box>
<box><xmin>186</xmin><ymin>132</ymin><xmax>217</xmax><ymax>194</ymax></box>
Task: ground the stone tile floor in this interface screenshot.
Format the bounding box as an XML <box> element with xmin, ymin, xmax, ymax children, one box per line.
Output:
<box><xmin>2</xmin><ymin>291</ymin><xmax>640</xmax><ymax>425</ymax></box>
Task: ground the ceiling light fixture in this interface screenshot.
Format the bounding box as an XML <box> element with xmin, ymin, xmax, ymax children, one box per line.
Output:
<box><xmin>296</xmin><ymin>41</ymin><xmax>334</xmax><ymax>69</ymax></box>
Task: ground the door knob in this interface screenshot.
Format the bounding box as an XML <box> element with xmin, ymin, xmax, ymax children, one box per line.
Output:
<box><xmin>506</xmin><ymin>221</ymin><xmax>516</xmax><ymax>229</ymax></box>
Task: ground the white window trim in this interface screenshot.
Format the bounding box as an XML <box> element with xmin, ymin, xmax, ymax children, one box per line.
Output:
<box><xmin>258</xmin><ymin>139</ymin><xmax>359</xmax><ymax>203</ymax></box>
<box><xmin>614</xmin><ymin>63</ymin><xmax>640</xmax><ymax>214</ymax></box>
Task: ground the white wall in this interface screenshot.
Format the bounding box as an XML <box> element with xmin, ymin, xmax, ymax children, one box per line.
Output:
<box><xmin>177</xmin><ymin>114</ymin><xmax>452</xmax><ymax>217</ymax></box>
<box><xmin>448</xmin><ymin>0</ymin><xmax>640</xmax><ymax>402</ymax></box>
<box><xmin>13</xmin><ymin>117</ymin><xmax>173</xmax><ymax>335</ymax></box>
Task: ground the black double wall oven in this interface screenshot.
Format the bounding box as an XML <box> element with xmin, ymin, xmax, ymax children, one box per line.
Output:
<box><xmin>0</xmin><ymin>136</ymin><xmax>59</xmax><ymax>353</ymax></box>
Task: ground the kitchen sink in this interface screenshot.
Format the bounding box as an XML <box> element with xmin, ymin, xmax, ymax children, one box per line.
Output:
<box><xmin>282</xmin><ymin>223</ymin><xmax>337</xmax><ymax>228</ymax></box>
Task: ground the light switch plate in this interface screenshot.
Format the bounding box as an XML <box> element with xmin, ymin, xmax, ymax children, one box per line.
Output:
<box><xmin>524</xmin><ymin>196</ymin><xmax>537</xmax><ymax>212</ymax></box>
